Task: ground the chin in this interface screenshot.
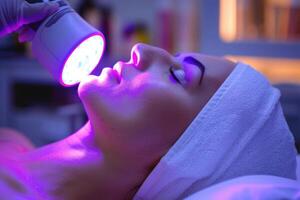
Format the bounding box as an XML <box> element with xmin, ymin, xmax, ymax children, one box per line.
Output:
<box><xmin>78</xmin><ymin>75</ymin><xmax>100</xmax><ymax>100</ymax></box>
<box><xmin>78</xmin><ymin>75</ymin><xmax>122</xmax><ymax>115</ymax></box>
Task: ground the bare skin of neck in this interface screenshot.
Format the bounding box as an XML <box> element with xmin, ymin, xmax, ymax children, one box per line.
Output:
<box><xmin>16</xmin><ymin>123</ymin><xmax>149</xmax><ymax>200</ymax></box>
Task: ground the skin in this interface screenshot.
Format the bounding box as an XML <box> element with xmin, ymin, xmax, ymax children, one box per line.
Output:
<box><xmin>0</xmin><ymin>43</ymin><xmax>236</xmax><ymax>199</ymax></box>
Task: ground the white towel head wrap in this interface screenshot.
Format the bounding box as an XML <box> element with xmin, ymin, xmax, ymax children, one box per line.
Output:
<box><xmin>134</xmin><ymin>63</ymin><xmax>297</xmax><ymax>200</ymax></box>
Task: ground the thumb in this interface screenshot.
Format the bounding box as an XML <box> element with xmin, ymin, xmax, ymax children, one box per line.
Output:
<box><xmin>21</xmin><ymin>1</ymin><xmax>59</xmax><ymax>25</ymax></box>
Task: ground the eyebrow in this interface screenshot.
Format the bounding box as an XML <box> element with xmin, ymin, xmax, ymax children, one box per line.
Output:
<box><xmin>183</xmin><ymin>56</ymin><xmax>206</xmax><ymax>84</ymax></box>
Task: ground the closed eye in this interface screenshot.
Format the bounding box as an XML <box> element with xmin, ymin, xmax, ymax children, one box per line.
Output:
<box><xmin>169</xmin><ymin>66</ymin><xmax>186</xmax><ymax>85</ymax></box>
<box><xmin>183</xmin><ymin>56</ymin><xmax>205</xmax><ymax>84</ymax></box>
<box><xmin>170</xmin><ymin>67</ymin><xmax>180</xmax><ymax>83</ymax></box>
<box><xmin>169</xmin><ymin>56</ymin><xmax>205</xmax><ymax>85</ymax></box>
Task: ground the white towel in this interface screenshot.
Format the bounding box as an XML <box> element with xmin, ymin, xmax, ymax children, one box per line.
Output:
<box><xmin>133</xmin><ymin>63</ymin><xmax>297</xmax><ymax>200</ymax></box>
<box><xmin>185</xmin><ymin>175</ymin><xmax>300</xmax><ymax>200</ymax></box>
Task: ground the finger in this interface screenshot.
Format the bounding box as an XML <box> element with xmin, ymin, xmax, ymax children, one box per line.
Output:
<box><xmin>17</xmin><ymin>26</ymin><xmax>35</xmax><ymax>42</ymax></box>
<box><xmin>21</xmin><ymin>1</ymin><xmax>59</xmax><ymax>25</ymax></box>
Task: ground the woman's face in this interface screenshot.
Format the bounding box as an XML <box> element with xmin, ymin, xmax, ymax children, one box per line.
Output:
<box><xmin>78</xmin><ymin>43</ymin><xmax>235</xmax><ymax>166</ymax></box>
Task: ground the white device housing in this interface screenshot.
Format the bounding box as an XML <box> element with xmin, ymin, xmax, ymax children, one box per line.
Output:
<box><xmin>31</xmin><ymin>2</ymin><xmax>105</xmax><ymax>86</ymax></box>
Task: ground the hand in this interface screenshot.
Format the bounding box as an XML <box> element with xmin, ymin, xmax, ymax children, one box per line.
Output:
<box><xmin>0</xmin><ymin>0</ymin><xmax>59</xmax><ymax>42</ymax></box>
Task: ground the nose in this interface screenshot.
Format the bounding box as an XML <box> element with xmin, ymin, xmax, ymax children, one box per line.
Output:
<box><xmin>130</xmin><ymin>43</ymin><xmax>173</xmax><ymax>70</ymax></box>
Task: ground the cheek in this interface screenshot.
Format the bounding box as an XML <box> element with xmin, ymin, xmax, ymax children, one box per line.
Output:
<box><xmin>155</xmin><ymin>98</ymin><xmax>192</xmax><ymax>128</ymax></box>
<box><xmin>126</xmin><ymin>84</ymin><xmax>198</xmax><ymax>155</ymax></box>
<box><xmin>137</xmin><ymin>83</ymin><xmax>195</xmax><ymax>132</ymax></box>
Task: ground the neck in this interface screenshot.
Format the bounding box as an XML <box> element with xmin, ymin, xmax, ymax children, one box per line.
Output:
<box><xmin>19</xmin><ymin>123</ymin><xmax>147</xmax><ymax>200</ymax></box>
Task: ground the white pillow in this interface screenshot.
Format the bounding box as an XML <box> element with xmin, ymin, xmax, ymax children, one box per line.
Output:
<box><xmin>185</xmin><ymin>175</ymin><xmax>300</xmax><ymax>200</ymax></box>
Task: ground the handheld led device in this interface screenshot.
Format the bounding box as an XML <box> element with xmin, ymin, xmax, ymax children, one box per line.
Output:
<box><xmin>27</xmin><ymin>0</ymin><xmax>106</xmax><ymax>86</ymax></box>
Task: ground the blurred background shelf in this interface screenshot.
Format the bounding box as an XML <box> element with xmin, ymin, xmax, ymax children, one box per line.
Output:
<box><xmin>0</xmin><ymin>58</ymin><xmax>86</xmax><ymax>146</ymax></box>
<box><xmin>201</xmin><ymin>0</ymin><xmax>300</xmax><ymax>58</ymax></box>
<box><xmin>204</xmin><ymin>40</ymin><xmax>300</xmax><ymax>59</ymax></box>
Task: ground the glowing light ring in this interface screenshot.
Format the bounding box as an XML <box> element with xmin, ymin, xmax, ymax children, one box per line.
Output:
<box><xmin>61</xmin><ymin>34</ymin><xmax>105</xmax><ymax>86</ymax></box>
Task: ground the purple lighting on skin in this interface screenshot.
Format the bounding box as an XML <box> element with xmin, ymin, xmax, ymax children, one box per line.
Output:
<box><xmin>126</xmin><ymin>46</ymin><xmax>140</xmax><ymax>66</ymax></box>
<box><xmin>61</xmin><ymin>34</ymin><xmax>105</xmax><ymax>86</ymax></box>
<box><xmin>212</xmin><ymin>184</ymin><xmax>277</xmax><ymax>199</ymax></box>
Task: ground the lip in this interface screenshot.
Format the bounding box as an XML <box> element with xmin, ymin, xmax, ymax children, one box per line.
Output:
<box><xmin>112</xmin><ymin>61</ymin><xmax>138</xmax><ymax>82</ymax></box>
<box><xmin>113</xmin><ymin>62</ymin><xmax>122</xmax><ymax>76</ymax></box>
<box><xmin>98</xmin><ymin>67</ymin><xmax>121</xmax><ymax>83</ymax></box>
<box><xmin>111</xmin><ymin>69</ymin><xmax>121</xmax><ymax>83</ymax></box>
<box><xmin>113</xmin><ymin>62</ymin><xmax>129</xmax><ymax>79</ymax></box>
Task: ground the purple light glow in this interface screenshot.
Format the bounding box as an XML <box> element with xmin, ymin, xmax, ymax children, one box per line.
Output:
<box><xmin>61</xmin><ymin>34</ymin><xmax>105</xmax><ymax>86</ymax></box>
<box><xmin>212</xmin><ymin>184</ymin><xmax>277</xmax><ymax>199</ymax></box>
<box><xmin>126</xmin><ymin>45</ymin><xmax>140</xmax><ymax>66</ymax></box>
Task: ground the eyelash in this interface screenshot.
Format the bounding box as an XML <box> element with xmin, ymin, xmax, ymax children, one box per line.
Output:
<box><xmin>169</xmin><ymin>66</ymin><xmax>185</xmax><ymax>85</ymax></box>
